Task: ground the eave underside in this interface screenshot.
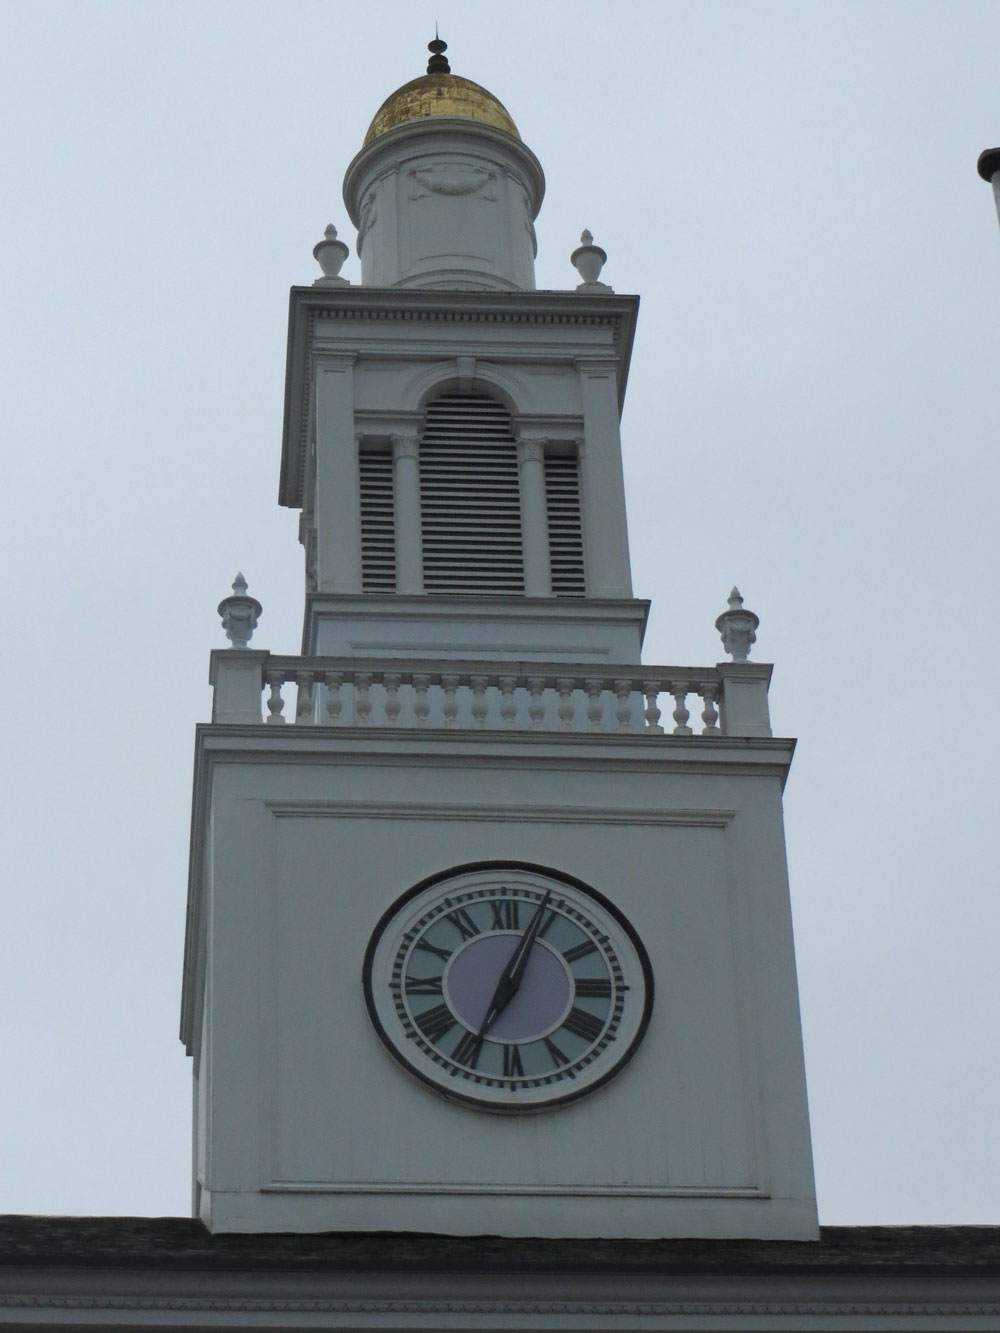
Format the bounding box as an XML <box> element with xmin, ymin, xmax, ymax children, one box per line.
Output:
<box><xmin>5</xmin><ymin>1222</ymin><xmax>1000</xmax><ymax>1330</ymax></box>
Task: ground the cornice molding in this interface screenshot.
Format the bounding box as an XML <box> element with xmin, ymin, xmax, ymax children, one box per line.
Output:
<box><xmin>279</xmin><ymin>289</ymin><xmax>639</xmax><ymax>507</ymax></box>
<box><xmin>264</xmin><ymin>799</ymin><xmax>737</xmax><ymax>828</ymax></box>
<box><xmin>2</xmin><ymin>1294</ymin><xmax>998</xmax><ymax>1318</ymax></box>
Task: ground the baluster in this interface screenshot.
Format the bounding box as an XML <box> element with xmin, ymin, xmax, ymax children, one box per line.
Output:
<box><xmin>528</xmin><ymin>677</ymin><xmax>547</xmax><ymax>729</ymax></box>
<box><xmin>470</xmin><ymin>674</ymin><xmax>489</xmax><ymax>727</ymax></box>
<box><xmin>557</xmin><ymin>677</ymin><xmax>576</xmax><ymax>731</ymax></box>
<box><xmin>442</xmin><ymin>674</ymin><xmax>460</xmax><ymax>727</ymax></box>
<box><xmin>412</xmin><ymin>673</ymin><xmax>431</xmax><ymax>726</ymax></box>
<box><xmin>670</xmin><ymin>681</ymin><xmax>692</xmax><ymax>735</ymax></box>
<box><xmin>614</xmin><ymin>679</ymin><xmax>633</xmax><ymax>732</ymax></box>
<box><xmin>324</xmin><ymin>672</ymin><xmax>344</xmax><ymax>725</ymax></box>
<box><xmin>499</xmin><ymin>675</ymin><xmax>517</xmax><ymax>728</ymax></box>
<box><xmin>642</xmin><ymin>679</ymin><xmax>663</xmax><ymax>734</ymax></box>
<box><xmin>384</xmin><ymin>673</ymin><xmax>402</xmax><ymax>725</ymax></box>
<box><xmin>585</xmin><ymin>678</ymin><xmax>605</xmax><ymax>730</ymax></box>
<box><xmin>265</xmin><ymin>670</ymin><xmax>286</xmax><ymax>725</ymax></box>
<box><xmin>296</xmin><ymin>672</ymin><xmax>315</xmax><ymax>724</ymax></box>
<box><xmin>354</xmin><ymin>672</ymin><xmax>373</xmax><ymax>726</ymax></box>
<box><xmin>700</xmin><ymin>681</ymin><xmax>721</xmax><ymax>735</ymax></box>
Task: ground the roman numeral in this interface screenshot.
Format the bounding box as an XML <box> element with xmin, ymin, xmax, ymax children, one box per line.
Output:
<box><xmin>562</xmin><ymin>1007</ymin><xmax>604</xmax><ymax>1042</ymax></box>
<box><xmin>503</xmin><ymin>1044</ymin><xmax>525</xmax><ymax>1078</ymax></box>
<box><xmin>544</xmin><ymin>1037</ymin><xmax>572</xmax><ymax>1071</ymax></box>
<box><xmin>490</xmin><ymin>899</ymin><xmax>520</xmax><ymax>930</ymax></box>
<box><xmin>452</xmin><ymin>1030</ymin><xmax>484</xmax><ymax>1069</ymax></box>
<box><xmin>413</xmin><ymin>938</ymin><xmax>452</xmax><ymax>962</ymax></box>
<box><xmin>574</xmin><ymin>978</ymin><xmax>612</xmax><ymax>998</ymax></box>
<box><xmin>415</xmin><ymin>1004</ymin><xmax>457</xmax><ymax>1044</ymax></box>
<box><xmin>537</xmin><ymin>900</ymin><xmax>564</xmax><ymax>938</ymax></box>
<box><xmin>445</xmin><ymin>907</ymin><xmax>480</xmax><ymax>940</ymax></box>
<box><xmin>563</xmin><ymin>940</ymin><xmax>598</xmax><ymax>963</ymax></box>
<box><xmin>404</xmin><ymin>975</ymin><xmax>443</xmax><ymax>995</ymax></box>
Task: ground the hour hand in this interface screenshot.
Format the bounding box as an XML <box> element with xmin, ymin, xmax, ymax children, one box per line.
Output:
<box><xmin>477</xmin><ymin>890</ymin><xmax>552</xmax><ymax>1038</ymax></box>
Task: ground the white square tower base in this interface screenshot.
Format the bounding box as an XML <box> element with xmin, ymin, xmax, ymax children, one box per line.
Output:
<box><xmin>185</xmin><ymin>724</ymin><xmax>818</xmax><ymax>1240</ymax></box>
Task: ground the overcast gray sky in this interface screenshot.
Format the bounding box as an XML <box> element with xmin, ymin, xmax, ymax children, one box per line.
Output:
<box><xmin>2</xmin><ymin>0</ymin><xmax>999</xmax><ymax>1225</ymax></box>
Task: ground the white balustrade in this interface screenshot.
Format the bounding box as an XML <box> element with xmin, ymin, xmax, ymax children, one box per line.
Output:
<box><xmin>212</xmin><ymin>655</ymin><xmax>768</xmax><ymax>738</ymax></box>
<box><xmin>265</xmin><ymin>669</ymin><xmax>286</xmax><ymax>725</ymax></box>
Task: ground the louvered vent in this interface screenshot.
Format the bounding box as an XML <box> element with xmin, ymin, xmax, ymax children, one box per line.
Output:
<box><xmin>419</xmin><ymin>395</ymin><xmax>525</xmax><ymax>594</ymax></box>
<box><xmin>544</xmin><ymin>453</ymin><xmax>586</xmax><ymax>597</ymax></box>
<box><xmin>359</xmin><ymin>449</ymin><xmax>396</xmax><ymax>592</ymax></box>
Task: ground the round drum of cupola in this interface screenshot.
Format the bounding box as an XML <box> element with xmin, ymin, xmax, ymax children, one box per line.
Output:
<box><xmin>343</xmin><ymin>50</ymin><xmax>545</xmax><ymax>292</ymax></box>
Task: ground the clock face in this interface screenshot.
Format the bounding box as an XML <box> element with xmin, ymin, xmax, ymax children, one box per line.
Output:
<box><xmin>362</xmin><ymin>862</ymin><xmax>653</xmax><ymax>1112</ymax></box>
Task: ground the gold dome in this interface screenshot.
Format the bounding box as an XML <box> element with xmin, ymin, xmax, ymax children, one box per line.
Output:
<box><xmin>363</xmin><ymin>73</ymin><xmax>521</xmax><ymax>148</ymax></box>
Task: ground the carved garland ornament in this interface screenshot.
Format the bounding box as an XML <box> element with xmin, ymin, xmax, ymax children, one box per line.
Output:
<box><xmin>408</xmin><ymin>163</ymin><xmax>497</xmax><ymax>200</ymax></box>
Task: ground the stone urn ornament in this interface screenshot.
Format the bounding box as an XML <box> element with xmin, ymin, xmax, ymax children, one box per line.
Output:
<box><xmin>715</xmin><ymin>587</ymin><xmax>759</xmax><ymax>662</ymax></box>
<box><xmin>313</xmin><ymin>224</ymin><xmax>350</xmax><ymax>285</ymax></box>
<box><xmin>571</xmin><ymin>229</ymin><xmax>613</xmax><ymax>292</ymax></box>
<box><xmin>218</xmin><ymin>573</ymin><xmax>262</xmax><ymax>648</ymax></box>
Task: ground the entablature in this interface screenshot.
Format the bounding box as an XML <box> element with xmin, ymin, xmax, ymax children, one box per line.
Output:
<box><xmin>280</xmin><ymin>287</ymin><xmax>639</xmax><ymax>509</ymax></box>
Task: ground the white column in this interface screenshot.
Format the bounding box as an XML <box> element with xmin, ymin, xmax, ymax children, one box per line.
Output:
<box><xmin>314</xmin><ymin>355</ymin><xmax>361</xmax><ymax>593</ymax></box>
<box><xmin>391</xmin><ymin>433</ymin><xmax>424</xmax><ymax>594</ymax></box>
<box><xmin>517</xmin><ymin>437</ymin><xmax>552</xmax><ymax>597</ymax></box>
<box><xmin>576</xmin><ymin>358</ymin><xmax>634</xmax><ymax>598</ymax></box>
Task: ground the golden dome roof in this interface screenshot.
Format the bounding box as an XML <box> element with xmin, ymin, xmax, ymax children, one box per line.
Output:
<box><xmin>363</xmin><ymin>73</ymin><xmax>521</xmax><ymax>148</ymax></box>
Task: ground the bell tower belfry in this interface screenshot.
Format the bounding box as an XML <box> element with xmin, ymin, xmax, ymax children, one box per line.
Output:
<box><xmin>181</xmin><ymin>40</ymin><xmax>818</xmax><ymax>1240</ymax></box>
<box><xmin>286</xmin><ymin>38</ymin><xmax>641</xmax><ymax>666</ymax></box>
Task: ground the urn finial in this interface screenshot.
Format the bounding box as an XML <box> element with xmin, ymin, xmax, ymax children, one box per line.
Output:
<box><xmin>570</xmin><ymin>229</ymin><xmax>612</xmax><ymax>292</ymax></box>
<box><xmin>313</xmin><ymin>223</ymin><xmax>350</xmax><ymax>285</ymax></box>
<box><xmin>715</xmin><ymin>586</ymin><xmax>760</xmax><ymax>662</ymax></box>
<box><xmin>218</xmin><ymin>573</ymin><xmax>262</xmax><ymax>648</ymax></box>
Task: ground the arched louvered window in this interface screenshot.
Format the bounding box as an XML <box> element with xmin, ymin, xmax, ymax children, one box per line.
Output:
<box><xmin>359</xmin><ymin>446</ymin><xmax>396</xmax><ymax>592</ymax></box>
<box><xmin>419</xmin><ymin>394</ymin><xmax>525</xmax><ymax>594</ymax></box>
<box><xmin>544</xmin><ymin>452</ymin><xmax>586</xmax><ymax>597</ymax></box>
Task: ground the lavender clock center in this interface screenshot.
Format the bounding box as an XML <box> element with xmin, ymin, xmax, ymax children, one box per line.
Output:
<box><xmin>445</xmin><ymin>935</ymin><xmax>571</xmax><ymax>1042</ymax></box>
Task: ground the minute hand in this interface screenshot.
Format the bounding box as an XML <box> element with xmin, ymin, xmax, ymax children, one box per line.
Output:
<box><xmin>478</xmin><ymin>891</ymin><xmax>552</xmax><ymax>1039</ymax></box>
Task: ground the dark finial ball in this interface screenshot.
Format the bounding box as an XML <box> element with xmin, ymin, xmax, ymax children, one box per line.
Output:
<box><xmin>427</xmin><ymin>35</ymin><xmax>450</xmax><ymax>75</ymax></box>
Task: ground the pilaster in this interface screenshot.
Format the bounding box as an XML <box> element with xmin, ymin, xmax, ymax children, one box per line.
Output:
<box><xmin>314</xmin><ymin>355</ymin><xmax>360</xmax><ymax>593</ymax></box>
<box><xmin>576</xmin><ymin>357</ymin><xmax>633</xmax><ymax>598</ymax></box>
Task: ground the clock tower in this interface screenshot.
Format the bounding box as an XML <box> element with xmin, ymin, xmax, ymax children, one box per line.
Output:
<box><xmin>181</xmin><ymin>39</ymin><xmax>818</xmax><ymax>1240</ymax></box>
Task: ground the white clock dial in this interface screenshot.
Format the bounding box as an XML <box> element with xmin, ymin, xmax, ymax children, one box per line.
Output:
<box><xmin>362</xmin><ymin>862</ymin><xmax>653</xmax><ymax>1112</ymax></box>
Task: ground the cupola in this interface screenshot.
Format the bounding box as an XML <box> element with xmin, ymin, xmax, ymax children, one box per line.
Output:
<box><xmin>343</xmin><ymin>37</ymin><xmax>545</xmax><ymax>291</ymax></box>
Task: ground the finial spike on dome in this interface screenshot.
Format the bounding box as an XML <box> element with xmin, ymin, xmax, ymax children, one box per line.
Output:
<box><xmin>427</xmin><ymin>32</ymin><xmax>450</xmax><ymax>74</ymax></box>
